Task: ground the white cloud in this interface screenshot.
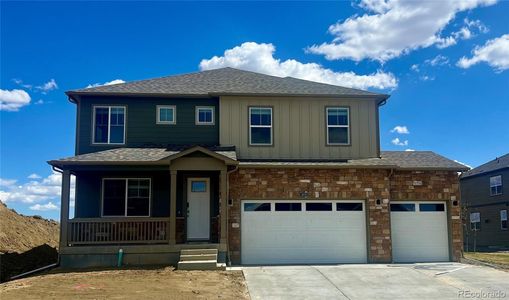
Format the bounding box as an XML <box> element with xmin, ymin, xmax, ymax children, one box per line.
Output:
<box><xmin>28</xmin><ymin>173</ymin><xmax>42</xmax><ymax>179</ymax></box>
<box><xmin>30</xmin><ymin>202</ymin><xmax>58</xmax><ymax>211</ymax></box>
<box><xmin>0</xmin><ymin>89</ymin><xmax>31</xmax><ymax>111</ymax></box>
<box><xmin>457</xmin><ymin>34</ymin><xmax>509</xmax><ymax>72</ymax></box>
<box><xmin>200</xmin><ymin>42</ymin><xmax>397</xmax><ymax>90</ymax></box>
<box><xmin>86</xmin><ymin>79</ymin><xmax>125</xmax><ymax>88</ymax></box>
<box><xmin>410</xmin><ymin>64</ymin><xmax>419</xmax><ymax>72</ymax></box>
<box><xmin>35</xmin><ymin>99</ymin><xmax>44</xmax><ymax>105</ymax></box>
<box><xmin>391</xmin><ymin>126</ymin><xmax>409</xmax><ymax>134</ymax></box>
<box><xmin>307</xmin><ymin>0</ymin><xmax>497</xmax><ymax>62</ymax></box>
<box><xmin>419</xmin><ymin>75</ymin><xmax>435</xmax><ymax>81</ymax></box>
<box><xmin>35</xmin><ymin>79</ymin><xmax>58</xmax><ymax>94</ymax></box>
<box><xmin>0</xmin><ymin>178</ymin><xmax>17</xmax><ymax>187</ymax></box>
<box><xmin>425</xmin><ymin>55</ymin><xmax>450</xmax><ymax>67</ymax></box>
<box><xmin>12</xmin><ymin>78</ymin><xmax>33</xmax><ymax>90</ymax></box>
<box><xmin>391</xmin><ymin>137</ymin><xmax>408</xmax><ymax>146</ymax></box>
<box><xmin>405</xmin><ymin>149</ymin><xmax>415</xmax><ymax>152</ymax></box>
<box><xmin>0</xmin><ymin>172</ymin><xmax>75</xmax><ymax>206</ymax></box>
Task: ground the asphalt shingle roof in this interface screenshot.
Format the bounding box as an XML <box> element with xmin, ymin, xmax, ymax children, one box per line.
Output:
<box><xmin>67</xmin><ymin>68</ymin><xmax>388</xmax><ymax>99</ymax></box>
<box><xmin>239</xmin><ymin>151</ymin><xmax>469</xmax><ymax>171</ymax></box>
<box><xmin>49</xmin><ymin>148</ymin><xmax>467</xmax><ymax>171</ymax></box>
<box><xmin>461</xmin><ymin>153</ymin><xmax>509</xmax><ymax>178</ymax></box>
<box><xmin>48</xmin><ymin>147</ymin><xmax>237</xmax><ymax>166</ymax></box>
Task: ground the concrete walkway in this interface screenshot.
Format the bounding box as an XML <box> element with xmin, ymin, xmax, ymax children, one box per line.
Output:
<box><xmin>242</xmin><ymin>263</ymin><xmax>509</xmax><ymax>300</ymax></box>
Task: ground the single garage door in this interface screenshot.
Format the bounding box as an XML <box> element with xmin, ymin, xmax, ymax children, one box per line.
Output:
<box><xmin>241</xmin><ymin>200</ymin><xmax>367</xmax><ymax>264</ymax></box>
<box><xmin>391</xmin><ymin>201</ymin><xmax>449</xmax><ymax>263</ymax></box>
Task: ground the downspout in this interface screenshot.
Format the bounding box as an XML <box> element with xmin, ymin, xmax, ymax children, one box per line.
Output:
<box><xmin>226</xmin><ymin>164</ymin><xmax>239</xmax><ymax>267</ymax></box>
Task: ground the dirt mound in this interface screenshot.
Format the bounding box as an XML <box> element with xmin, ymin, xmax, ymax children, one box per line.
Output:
<box><xmin>0</xmin><ymin>244</ymin><xmax>58</xmax><ymax>282</ymax></box>
<box><xmin>0</xmin><ymin>201</ymin><xmax>59</xmax><ymax>253</ymax></box>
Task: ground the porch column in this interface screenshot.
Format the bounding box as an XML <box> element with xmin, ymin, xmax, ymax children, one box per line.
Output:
<box><xmin>169</xmin><ymin>170</ymin><xmax>177</xmax><ymax>245</ymax></box>
<box><xmin>59</xmin><ymin>169</ymin><xmax>71</xmax><ymax>249</ymax></box>
<box><xmin>220</xmin><ymin>169</ymin><xmax>228</xmax><ymax>244</ymax></box>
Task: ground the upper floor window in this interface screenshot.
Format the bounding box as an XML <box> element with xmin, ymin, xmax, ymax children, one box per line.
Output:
<box><xmin>157</xmin><ymin>105</ymin><xmax>176</xmax><ymax>125</ymax></box>
<box><xmin>501</xmin><ymin>210</ymin><xmax>508</xmax><ymax>230</ymax></box>
<box><xmin>490</xmin><ymin>175</ymin><xmax>502</xmax><ymax>196</ymax></box>
<box><xmin>249</xmin><ymin>107</ymin><xmax>272</xmax><ymax>145</ymax></box>
<box><xmin>196</xmin><ymin>106</ymin><xmax>214</xmax><ymax>125</ymax></box>
<box><xmin>93</xmin><ymin>106</ymin><xmax>125</xmax><ymax>144</ymax></box>
<box><xmin>470</xmin><ymin>212</ymin><xmax>480</xmax><ymax>231</ymax></box>
<box><xmin>326</xmin><ymin>107</ymin><xmax>349</xmax><ymax>145</ymax></box>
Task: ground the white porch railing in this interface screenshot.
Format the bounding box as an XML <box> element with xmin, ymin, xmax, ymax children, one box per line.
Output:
<box><xmin>68</xmin><ymin>218</ymin><xmax>169</xmax><ymax>245</ymax></box>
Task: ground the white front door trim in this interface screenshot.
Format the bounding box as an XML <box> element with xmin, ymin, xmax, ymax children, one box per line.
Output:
<box><xmin>187</xmin><ymin>178</ymin><xmax>210</xmax><ymax>241</ymax></box>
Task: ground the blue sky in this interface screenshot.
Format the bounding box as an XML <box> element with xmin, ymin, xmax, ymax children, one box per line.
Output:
<box><xmin>1</xmin><ymin>1</ymin><xmax>508</xmax><ymax>220</ymax></box>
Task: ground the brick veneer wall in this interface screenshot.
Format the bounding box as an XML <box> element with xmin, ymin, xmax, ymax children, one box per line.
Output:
<box><xmin>227</xmin><ymin>168</ymin><xmax>462</xmax><ymax>264</ymax></box>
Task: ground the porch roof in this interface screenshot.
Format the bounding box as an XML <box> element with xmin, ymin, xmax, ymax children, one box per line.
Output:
<box><xmin>48</xmin><ymin>146</ymin><xmax>238</xmax><ymax>168</ymax></box>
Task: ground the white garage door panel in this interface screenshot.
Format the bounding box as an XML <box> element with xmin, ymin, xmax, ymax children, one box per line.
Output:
<box><xmin>241</xmin><ymin>201</ymin><xmax>367</xmax><ymax>265</ymax></box>
<box><xmin>391</xmin><ymin>202</ymin><xmax>449</xmax><ymax>263</ymax></box>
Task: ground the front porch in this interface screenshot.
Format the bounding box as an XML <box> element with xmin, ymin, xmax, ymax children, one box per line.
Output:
<box><xmin>50</xmin><ymin>146</ymin><xmax>238</xmax><ymax>267</ymax></box>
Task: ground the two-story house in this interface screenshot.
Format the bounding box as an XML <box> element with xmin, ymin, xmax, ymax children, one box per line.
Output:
<box><xmin>49</xmin><ymin>68</ymin><xmax>468</xmax><ymax>268</ymax></box>
<box><xmin>461</xmin><ymin>153</ymin><xmax>509</xmax><ymax>251</ymax></box>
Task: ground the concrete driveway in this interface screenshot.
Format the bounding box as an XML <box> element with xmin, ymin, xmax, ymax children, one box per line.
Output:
<box><xmin>242</xmin><ymin>263</ymin><xmax>509</xmax><ymax>300</ymax></box>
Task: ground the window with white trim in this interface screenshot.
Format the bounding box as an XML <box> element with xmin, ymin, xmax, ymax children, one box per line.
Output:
<box><xmin>102</xmin><ymin>178</ymin><xmax>150</xmax><ymax>216</ymax></box>
<box><xmin>157</xmin><ymin>105</ymin><xmax>176</xmax><ymax>124</ymax></box>
<box><xmin>490</xmin><ymin>175</ymin><xmax>502</xmax><ymax>196</ymax></box>
<box><xmin>501</xmin><ymin>210</ymin><xmax>508</xmax><ymax>230</ymax></box>
<box><xmin>470</xmin><ymin>212</ymin><xmax>480</xmax><ymax>231</ymax></box>
<box><xmin>195</xmin><ymin>106</ymin><xmax>214</xmax><ymax>125</ymax></box>
<box><xmin>326</xmin><ymin>107</ymin><xmax>349</xmax><ymax>145</ymax></box>
<box><xmin>249</xmin><ymin>107</ymin><xmax>272</xmax><ymax>145</ymax></box>
<box><xmin>93</xmin><ymin>106</ymin><xmax>126</xmax><ymax>144</ymax></box>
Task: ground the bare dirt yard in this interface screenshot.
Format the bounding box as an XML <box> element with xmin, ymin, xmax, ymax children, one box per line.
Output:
<box><xmin>0</xmin><ymin>267</ymin><xmax>249</xmax><ymax>299</ymax></box>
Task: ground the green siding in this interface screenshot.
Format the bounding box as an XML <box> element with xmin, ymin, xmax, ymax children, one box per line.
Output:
<box><xmin>77</xmin><ymin>95</ymin><xmax>219</xmax><ymax>154</ymax></box>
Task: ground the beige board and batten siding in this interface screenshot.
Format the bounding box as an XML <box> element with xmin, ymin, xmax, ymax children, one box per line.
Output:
<box><xmin>219</xmin><ymin>96</ymin><xmax>380</xmax><ymax>160</ymax></box>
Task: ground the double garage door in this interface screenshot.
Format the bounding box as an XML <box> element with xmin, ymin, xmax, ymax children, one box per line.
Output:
<box><xmin>241</xmin><ymin>200</ymin><xmax>367</xmax><ymax>264</ymax></box>
<box><xmin>241</xmin><ymin>200</ymin><xmax>450</xmax><ymax>264</ymax></box>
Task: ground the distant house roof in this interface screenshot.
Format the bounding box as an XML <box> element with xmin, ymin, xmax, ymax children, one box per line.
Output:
<box><xmin>49</xmin><ymin>148</ymin><xmax>467</xmax><ymax>171</ymax></box>
<box><xmin>66</xmin><ymin>67</ymin><xmax>389</xmax><ymax>102</ymax></box>
<box><xmin>461</xmin><ymin>153</ymin><xmax>509</xmax><ymax>179</ymax></box>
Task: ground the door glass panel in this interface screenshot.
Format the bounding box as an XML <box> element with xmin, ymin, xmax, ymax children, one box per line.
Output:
<box><xmin>419</xmin><ymin>203</ymin><xmax>445</xmax><ymax>212</ymax></box>
<box><xmin>337</xmin><ymin>202</ymin><xmax>363</xmax><ymax>211</ymax></box>
<box><xmin>390</xmin><ymin>203</ymin><xmax>415</xmax><ymax>212</ymax></box>
<box><xmin>191</xmin><ymin>181</ymin><xmax>207</xmax><ymax>192</ymax></box>
<box><xmin>306</xmin><ymin>203</ymin><xmax>332</xmax><ymax>211</ymax></box>
<box><xmin>244</xmin><ymin>203</ymin><xmax>271</xmax><ymax>212</ymax></box>
<box><xmin>275</xmin><ymin>202</ymin><xmax>302</xmax><ymax>211</ymax></box>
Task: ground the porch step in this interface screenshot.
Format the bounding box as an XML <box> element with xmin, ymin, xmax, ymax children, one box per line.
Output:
<box><xmin>178</xmin><ymin>249</ymin><xmax>224</xmax><ymax>270</ymax></box>
<box><xmin>180</xmin><ymin>254</ymin><xmax>217</xmax><ymax>261</ymax></box>
<box><xmin>177</xmin><ymin>260</ymin><xmax>225</xmax><ymax>271</ymax></box>
<box><xmin>180</xmin><ymin>249</ymin><xmax>218</xmax><ymax>256</ymax></box>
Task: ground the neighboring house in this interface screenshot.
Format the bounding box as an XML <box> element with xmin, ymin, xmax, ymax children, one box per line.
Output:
<box><xmin>49</xmin><ymin>67</ymin><xmax>468</xmax><ymax>268</ymax></box>
<box><xmin>461</xmin><ymin>154</ymin><xmax>509</xmax><ymax>251</ymax></box>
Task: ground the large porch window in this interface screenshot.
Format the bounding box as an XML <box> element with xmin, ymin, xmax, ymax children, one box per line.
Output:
<box><xmin>102</xmin><ymin>178</ymin><xmax>151</xmax><ymax>217</ymax></box>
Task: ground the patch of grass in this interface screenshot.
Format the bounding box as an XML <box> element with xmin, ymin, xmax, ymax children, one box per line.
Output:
<box><xmin>464</xmin><ymin>252</ymin><xmax>509</xmax><ymax>268</ymax></box>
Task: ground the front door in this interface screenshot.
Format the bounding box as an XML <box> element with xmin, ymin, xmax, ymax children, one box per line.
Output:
<box><xmin>187</xmin><ymin>178</ymin><xmax>210</xmax><ymax>241</ymax></box>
